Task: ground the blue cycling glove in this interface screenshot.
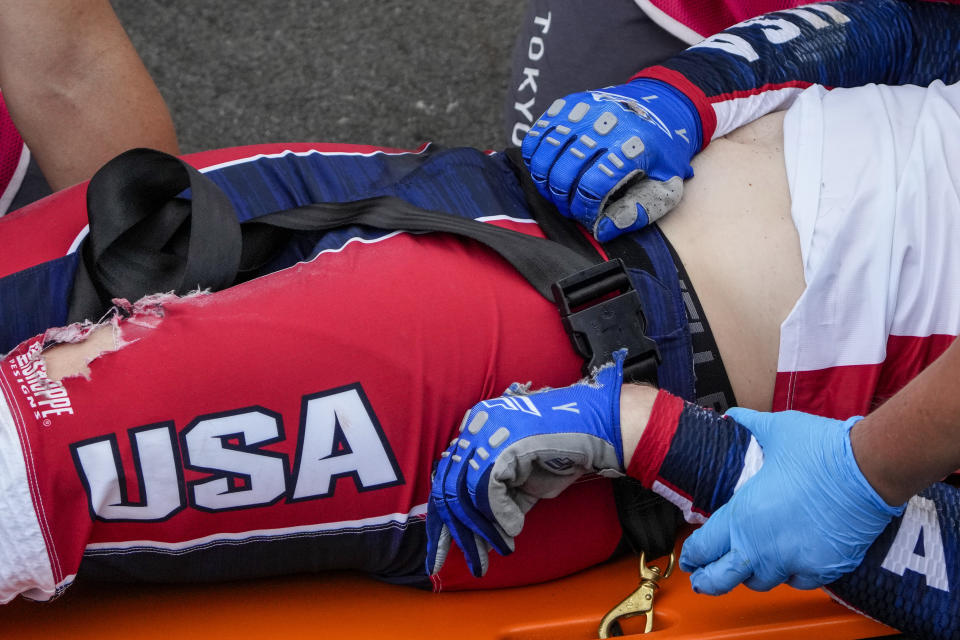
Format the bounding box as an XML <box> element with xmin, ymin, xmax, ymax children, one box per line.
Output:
<box><xmin>680</xmin><ymin>408</ymin><xmax>906</xmax><ymax>594</ymax></box>
<box><xmin>521</xmin><ymin>79</ymin><xmax>701</xmax><ymax>242</ymax></box>
<box><xmin>425</xmin><ymin>352</ymin><xmax>626</xmax><ymax>578</ymax></box>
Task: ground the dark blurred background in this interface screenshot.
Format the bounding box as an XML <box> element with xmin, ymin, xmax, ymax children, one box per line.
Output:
<box><xmin>112</xmin><ymin>1</ymin><xmax>523</xmax><ymax>153</ymax></box>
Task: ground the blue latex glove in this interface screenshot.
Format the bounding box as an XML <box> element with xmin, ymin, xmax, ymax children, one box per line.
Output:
<box><xmin>520</xmin><ymin>78</ymin><xmax>701</xmax><ymax>242</ymax></box>
<box><xmin>680</xmin><ymin>408</ymin><xmax>905</xmax><ymax>594</ymax></box>
<box><xmin>425</xmin><ymin>352</ymin><xmax>626</xmax><ymax>577</ymax></box>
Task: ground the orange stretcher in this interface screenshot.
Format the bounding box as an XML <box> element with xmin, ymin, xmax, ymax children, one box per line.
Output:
<box><xmin>0</xmin><ymin>540</ymin><xmax>899</xmax><ymax>640</ymax></box>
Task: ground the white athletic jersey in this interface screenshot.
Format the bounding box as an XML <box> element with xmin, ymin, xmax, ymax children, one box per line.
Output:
<box><xmin>775</xmin><ymin>80</ymin><xmax>960</xmax><ymax>418</ymax></box>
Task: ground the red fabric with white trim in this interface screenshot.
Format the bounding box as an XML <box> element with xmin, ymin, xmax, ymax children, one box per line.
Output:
<box><xmin>775</xmin><ymin>82</ymin><xmax>960</xmax><ymax>417</ymax></box>
<box><xmin>0</xmin><ymin>91</ymin><xmax>27</xmax><ymax>217</ymax></box>
<box><xmin>636</xmin><ymin>0</ymin><xmax>960</xmax><ymax>43</ymax></box>
<box><xmin>774</xmin><ymin>335</ymin><xmax>957</xmax><ymax>419</ymax></box>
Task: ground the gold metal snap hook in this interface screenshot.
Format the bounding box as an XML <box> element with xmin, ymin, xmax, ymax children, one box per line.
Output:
<box><xmin>597</xmin><ymin>551</ymin><xmax>675</xmax><ymax>638</ymax></box>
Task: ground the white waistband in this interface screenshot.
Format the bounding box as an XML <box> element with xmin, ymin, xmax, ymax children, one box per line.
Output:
<box><xmin>0</xmin><ymin>385</ymin><xmax>55</xmax><ymax>602</ymax></box>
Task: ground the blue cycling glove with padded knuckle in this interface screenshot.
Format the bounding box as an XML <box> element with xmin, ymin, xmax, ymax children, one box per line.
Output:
<box><xmin>425</xmin><ymin>351</ymin><xmax>626</xmax><ymax>578</ymax></box>
<box><xmin>521</xmin><ymin>79</ymin><xmax>701</xmax><ymax>241</ymax></box>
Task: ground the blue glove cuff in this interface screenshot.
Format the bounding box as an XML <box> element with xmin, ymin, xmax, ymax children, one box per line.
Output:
<box><xmin>603</xmin><ymin>78</ymin><xmax>704</xmax><ymax>156</ymax></box>
<box><xmin>600</xmin><ymin>349</ymin><xmax>627</xmax><ymax>466</ymax></box>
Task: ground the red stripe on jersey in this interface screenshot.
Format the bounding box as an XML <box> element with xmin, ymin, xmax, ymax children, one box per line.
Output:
<box><xmin>628</xmin><ymin>389</ymin><xmax>683</xmax><ymax>487</ymax></box>
<box><xmin>874</xmin><ymin>334</ymin><xmax>957</xmax><ymax>407</ymax></box>
<box><xmin>632</xmin><ymin>66</ymin><xmax>717</xmax><ymax>148</ymax></box>
<box><xmin>774</xmin><ymin>365</ymin><xmax>882</xmax><ymax>419</ymax></box>
<box><xmin>773</xmin><ymin>334</ymin><xmax>957</xmax><ymax>418</ymax></box>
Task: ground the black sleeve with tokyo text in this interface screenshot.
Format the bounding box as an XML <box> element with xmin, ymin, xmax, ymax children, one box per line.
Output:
<box><xmin>634</xmin><ymin>0</ymin><xmax>960</xmax><ymax>142</ymax></box>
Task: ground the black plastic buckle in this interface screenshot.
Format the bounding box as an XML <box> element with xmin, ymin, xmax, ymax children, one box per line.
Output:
<box><xmin>553</xmin><ymin>259</ymin><xmax>661</xmax><ymax>384</ymax></box>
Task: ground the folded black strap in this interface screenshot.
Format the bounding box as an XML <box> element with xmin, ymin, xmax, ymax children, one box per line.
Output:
<box><xmin>612</xmin><ymin>475</ymin><xmax>684</xmax><ymax>560</ymax></box>
<box><xmin>69</xmin><ymin>148</ymin><xmax>599</xmax><ymax>323</ymax></box>
<box><xmin>69</xmin><ymin>149</ymin><xmax>241</xmax><ymax>322</ymax></box>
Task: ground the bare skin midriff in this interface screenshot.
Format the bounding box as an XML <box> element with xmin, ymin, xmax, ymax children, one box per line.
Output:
<box><xmin>657</xmin><ymin>110</ymin><xmax>805</xmax><ymax>411</ymax></box>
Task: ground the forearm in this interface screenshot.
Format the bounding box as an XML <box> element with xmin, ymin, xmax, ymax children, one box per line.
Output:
<box><xmin>851</xmin><ymin>337</ymin><xmax>960</xmax><ymax>505</ymax></box>
<box><xmin>622</xmin><ymin>386</ymin><xmax>756</xmax><ymax>521</ymax></box>
<box><xmin>619</xmin><ymin>383</ymin><xmax>658</xmax><ymax>462</ymax></box>
<box><xmin>0</xmin><ymin>0</ymin><xmax>179</xmax><ymax>190</ymax></box>
<box><xmin>636</xmin><ymin>0</ymin><xmax>960</xmax><ymax>141</ymax></box>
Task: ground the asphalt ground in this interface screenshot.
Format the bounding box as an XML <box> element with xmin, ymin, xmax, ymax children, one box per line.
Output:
<box><xmin>111</xmin><ymin>1</ymin><xmax>524</xmax><ymax>154</ymax></box>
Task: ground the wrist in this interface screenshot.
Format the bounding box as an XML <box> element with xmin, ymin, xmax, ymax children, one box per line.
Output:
<box><xmin>624</xmin><ymin>389</ymin><xmax>684</xmax><ymax>487</ymax></box>
<box><xmin>618</xmin><ymin>383</ymin><xmax>659</xmax><ymax>471</ymax></box>
<box><xmin>610</xmin><ymin>78</ymin><xmax>703</xmax><ymax>154</ymax></box>
<box><xmin>628</xmin><ymin>395</ymin><xmax>759</xmax><ymax>522</ymax></box>
<box><xmin>627</xmin><ymin>69</ymin><xmax>711</xmax><ymax>150</ymax></box>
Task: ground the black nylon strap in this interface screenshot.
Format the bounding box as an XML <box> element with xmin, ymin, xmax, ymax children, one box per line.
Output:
<box><xmin>503</xmin><ymin>147</ymin><xmax>611</xmax><ymax>267</ymax></box>
<box><xmin>611</xmin><ymin>479</ymin><xmax>684</xmax><ymax>559</ymax></box>
<box><xmin>69</xmin><ymin>148</ymin><xmax>598</xmax><ymax>322</ymax></box>
<box><xmin>245</xmin><ymin>197</ymin><xmax>599</xmax><ymax>299</ymax></box>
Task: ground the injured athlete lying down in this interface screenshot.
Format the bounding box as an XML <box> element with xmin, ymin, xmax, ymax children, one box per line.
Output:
<box><xmin>427</xmin><ymin>79</ymin><xmax>960</xmax><ymax>639</ymax></box>
<box><xmin>0</xmin><ymin>79</ymin><xmax>957</xmax><ymax>639</ymax></box>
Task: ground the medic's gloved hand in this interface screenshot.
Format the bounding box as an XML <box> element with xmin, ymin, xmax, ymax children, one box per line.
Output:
<box><xmin>680</xmin><ymin>408</ymin><xmax>905</xmax><ymax>595</ymax></box>
<box><xmin>425</xmin><ymin>351</ymin><xmax>626</xmax><ymax>578</ymax></box>
<box><xmin>521</xmin><ymin>79</ymin><xmax>701</xmax><ymax>242</ymax></box>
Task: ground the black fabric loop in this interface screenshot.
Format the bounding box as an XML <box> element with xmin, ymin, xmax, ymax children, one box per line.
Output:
<box><xmin>68</xmin><ymin>148</ymin><xmax>241</xmax><ymax>322</ymax></box>
<box><xmin>612</xmin><ymin>479</ymin><xmax>685</xmax><ymax>559</ymax></box>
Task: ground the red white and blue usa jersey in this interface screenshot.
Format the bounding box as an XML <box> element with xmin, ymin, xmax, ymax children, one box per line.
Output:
<box><xmin>635</xmin><ymin>0</ymin><xmax>960</xmax><ymax>145</ymax></box>
<box><xmin>0</xmin><ymin>136</ymin><xmax>704</xmax><ymax>605</ymax></box>
<box><xmin>0</xmin><ymin>144</ymin><xmax>628</xmax><ymax>603</ymax></box>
